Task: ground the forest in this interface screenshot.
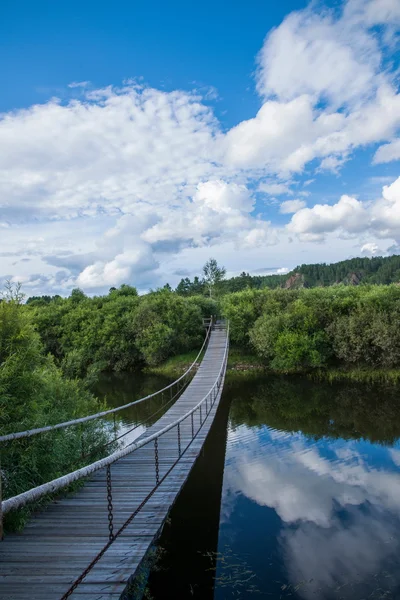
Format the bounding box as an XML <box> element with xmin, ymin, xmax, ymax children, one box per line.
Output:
<box><xmin>174</xmin><ymin>254</ymin><xmax>400</xmax><ymax>294</ymax></box>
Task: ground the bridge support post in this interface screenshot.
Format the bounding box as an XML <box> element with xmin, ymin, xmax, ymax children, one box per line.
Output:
<box><xmin>106</xmin><ymin>465</ymin><xmax>114</xmax><ymax>542</ymax></box>
<box><xmin>154</xmin><ymin>439</ymin><xmax>160</xmax><ymax>485</ymax></box>
<box><xmin>0</xmin><ymin>455</ymin><xmax>3</xmax><ymax>541</ymax></box>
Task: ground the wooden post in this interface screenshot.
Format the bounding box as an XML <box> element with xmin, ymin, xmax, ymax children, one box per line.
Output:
<box><xmin>0</xmin><ymin>454</ymin><xmax>3</xmax><ymax>540</ymax></box>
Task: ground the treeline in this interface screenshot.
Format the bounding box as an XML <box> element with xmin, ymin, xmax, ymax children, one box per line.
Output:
<box><xmin>295</xmin><ymin>255</ymin><xmax>400</xmax><ymax>286</ymax></box>
<box><xmin>222</xmin><ymin>285</ymin><xmax>400</xmax><ymax>371</ymax></box>
<box><xmin>25</xmin><ymin>282</ymin><xmax>400</xmax><ymax>375</ymax></box>
<box><xmin>173</xmin><ymin>255</ymin><xmax>400</xmax><ymax>295</ymax></box>
<box><xmin>13</xmin><ymin>254</ymin><xmax>400</xmax><ymax>381</ymax></box>
<box><xmin>26</xmin><ymin>285</ymin><xmax>216</xmax><ymax>379</ymax></box>
<box><xmin>175</xmin><ymin>271</ymin><xmax>286</xmax><ymax>296</ymax></box>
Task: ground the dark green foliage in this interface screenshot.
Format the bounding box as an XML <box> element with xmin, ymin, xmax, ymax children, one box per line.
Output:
<box><xmin>29</xmin><ymin>285</ymin><xmax>216</xmax><ymax>377</ymax></box>
<box><xmin>0</xmin><ymin>286</ymin><xmax>109</xmax><ymax>529</ymax></box>
<box><xmin>175</xmin><ymin>276</ymin><xmax>205</xmax><ymax>296</ymax></box>
<box><xmin>293</xmin><ymin>254</ymin><xmax>400</xmax><ymax>286</ymax></box>
<box><xmin>219</xmin><ymin>271</ymin><xmax>287</xmax><ymax>293</ymax></box>
<box><xmin>222</xmin><ymin>285</ymin><xmax>400</xmax><ymax>372</ymax></box>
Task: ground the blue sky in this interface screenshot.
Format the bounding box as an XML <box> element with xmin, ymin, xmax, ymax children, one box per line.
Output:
<box><xmin>1</xmin><ymin>0</ymin><xmax>307</xmax><ymax>122</ymax></box>
<box><xmin>1</xmin><ymin>0</ymin><xmax>400</xmax><ymax>294</ymax></box>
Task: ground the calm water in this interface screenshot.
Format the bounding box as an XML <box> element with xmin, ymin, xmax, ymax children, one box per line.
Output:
<box><xmin>93</xmin><ymin>371</ymin><xmax>174</xmax><ymax>445</ymax></box>
<box><xmin>98</xmin><ymin>373</ymin><xmax>400</xmax><ymax>600</ymax></box>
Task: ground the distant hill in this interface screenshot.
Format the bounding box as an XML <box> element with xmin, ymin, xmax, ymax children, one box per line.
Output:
<box><xmin>217</xmin><ymin>255</ymin><xmax>400</xmax><ymax>294</ymax></box>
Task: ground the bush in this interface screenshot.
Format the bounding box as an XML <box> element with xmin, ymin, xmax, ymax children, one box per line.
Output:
<box><xmin>0</xmin><ymin>286</ymin><xmax>109</xmax><ymax>529</ymax></box>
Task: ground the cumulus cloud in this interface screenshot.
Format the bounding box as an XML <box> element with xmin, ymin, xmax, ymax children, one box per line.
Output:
<box><xmin>77</xmin><ymin>246</ymin><xmax>157</xmax><ymax>289</ymax></box>
<box><xmin>361</xmin><ymin>242</ymin><xmax>382</xmax><ymax>255</ymax></box>
<box><xmin>256</xmin><ymin>7</ymin><xmax>380</xmax><ymax>108</ymax></box>
<box><xmin>374</xmin><ymin>138</ymin><xmax>400</xmax><ymax>163</ymax></box>
<box><xmin>280</xmin><ymin>199</ymin><xmax>306</xmax><ymax>214</ymax></box>
<box><xmin>193</xmin><ymin>180</ymin><xmax>254</xmax><ymax>214</ymax></box>
<box><xmin>370</xmin><ymin>176</ymin><xmax>400</xmax><ymax>237</ymax></box>
<box><xmin>258</xmin><ymin>181</ymin><xmax>292</xmax><ymax>196</ymax></box>
<box><xmin>0</xmin><ymin>85</ymin><xmax>221</xmax><ymax>220</ymax></box>
<box><xmin>287</xmin><ymin>177</ymin><xmax>400</xmax><ymax>244</ymax></box>
<box><xmin>288</xmin><ymin>195</ymin><xmax>369</xmax><ymax>241</ymax></box>
<box><xmin>223</xmin><ymin>94</ymin><xmax>318</xmax><ymax>172</ymax></box>
<box><xmin>227</xmin><ymin>0</ymin><xmax>400</xmax><ymax>175</ymax></box>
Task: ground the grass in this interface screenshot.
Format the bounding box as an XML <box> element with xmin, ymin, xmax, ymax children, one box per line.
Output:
<box><xmin>144</xmin><ymin>350</ymin><xmax>202</xmax><ymax>378</ymax></box>
<box><xmin>310</xmin><ymin>367</ymin><xmax>400</xmax><ymax>384</ymax></box>
<box><xmin>227</xmin><ymin>347</ymin><xmax>264</xmax><ymax>370</ymax></box>
<box><xmin>146</xmin><ymin>346</ymin><xmax>265</xmax><ymax>378</ymax></box>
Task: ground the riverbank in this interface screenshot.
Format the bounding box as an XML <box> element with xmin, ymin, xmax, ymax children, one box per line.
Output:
<box><xmin>146</xmin><ymin>347</ymin><xmax>400</xmax><ymax>384</ymax></box>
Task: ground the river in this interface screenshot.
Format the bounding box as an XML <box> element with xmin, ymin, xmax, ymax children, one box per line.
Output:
<box><xmin>96</xmin><ymin>372</ymin><xmax>400</xmax><ymax>600</ymax></box>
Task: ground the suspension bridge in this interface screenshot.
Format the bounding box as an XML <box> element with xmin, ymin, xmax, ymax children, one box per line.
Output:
<box><xmin>0</xmin><ymin>320</ymin><xmax>229</xmax><ymax>599</ymax></box>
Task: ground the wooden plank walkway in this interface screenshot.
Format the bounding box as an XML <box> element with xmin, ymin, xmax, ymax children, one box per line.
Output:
<box><xmin>0</xmin><ymin>324</ymin><xmax>228</xmax><ymax>600</ymax></box>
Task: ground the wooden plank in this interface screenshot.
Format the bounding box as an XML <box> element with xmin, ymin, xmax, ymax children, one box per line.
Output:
<box><xmin>0</xmin><ymin>325</ymin><xmax>228</xmax><ymax>600</ymax></box>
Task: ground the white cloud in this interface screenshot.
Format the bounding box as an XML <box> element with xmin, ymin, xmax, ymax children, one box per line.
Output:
<box><xmin>225</xmin><ymin>0</ymin><xmax>400</xmax><ymax>176</ymax></box>
<box><xmin>286</xmin><ymin>177</ymin><xmax>400</xmax><ymax>244</ymax></box>
<box><xmin>258</xmin><ymin>181</ymin><xmax>292</xmax><ymax>196</ymax></box>
<box><xmin>0</xmin><ymin>85</ymin><xmax>222</xmax><ymax>220</ymax></box>
<box><xmin>68</xmin><ymin>81</ymin><xmax>90</xmax><ymax>88</ymax></box>
<box><xmin>374</xmin><ymin>138</ymin><xmax>400</xmax><ymax>163</ymax></box>
<box><xmin>280</xmin><ymin>199</ymin><xmax>306</xmax><ymax>214</ymax></box>
<box><xmin>288</xmin><ymin>195</ymin><xmax>369</xmax><ymax>240</ymax></box>
<box><xmin>256</xmin><ymin>6</ymin><xmax>381</xmax><ymax>108</ymax></box>
<box><xmin>318</xmin><ymin>155</ymin><xmax>348</xmax><ymax>173</ymax></box>
<box><xmin>193</xmin><ymin>180</ymin><xmax>254</xmax><ymax>214</ymax></box>
<box><xmin>345</xmin><ymin>0</ymin><xmax>400</xmax><ymax>26</ymax></box>
<box><xmin>223</xmin><ymin>94</ymin><xmax>317</xmax><ymax>172</ymax></box>
<box><xmin>77</xmin><ymin>246</ymin><xmax>157</xmax><ymax>289</ymax></box>
<box><xmin>371</xmin><ymin>176</ymin><xmax>400</xmax><ymax>237</ymax></box>
<box><xmin>361</xmin><ymin>242</ymin><xmax>381</xmax><ymax>255</ymax></box>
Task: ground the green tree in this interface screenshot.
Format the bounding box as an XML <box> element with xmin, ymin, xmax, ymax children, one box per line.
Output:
<box><xmin>202</xmin><ymin>258</ymin><xmax>226</xmax><ymax>298</ymax></box>
<box><xmin>0</xmin><ymin>283</ymin><xmax>109</xmax><ymax>529</ymax></box>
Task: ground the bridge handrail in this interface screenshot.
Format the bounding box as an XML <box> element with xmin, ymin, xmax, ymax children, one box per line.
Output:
<box><xmin>2</xmin><ymin>322</ymin><xmax>229</xmax><ymax>515</ymax></box>
<box><xmin>0</xmin><ymin>321</ymin><xmax>213</xmax><ymax>443</ymax></box>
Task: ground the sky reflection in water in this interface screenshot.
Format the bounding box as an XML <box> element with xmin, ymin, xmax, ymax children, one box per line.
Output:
<box><xmin>216</xmin><ymin>378</ymin><xmax>400</xmax><ymax>599</ymax></box>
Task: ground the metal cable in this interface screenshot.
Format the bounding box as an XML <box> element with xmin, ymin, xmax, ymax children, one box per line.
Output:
<box><xmin>72</xmin><ymin>372</ymin><xmax>192</xmax><ymax>466</ymax></box>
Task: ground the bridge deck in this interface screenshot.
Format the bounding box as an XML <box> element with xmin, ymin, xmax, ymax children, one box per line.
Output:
<box><xmin>0</xmin><ymin>325</ymin><xmax>228</xmax><ymax>600</ymax></box>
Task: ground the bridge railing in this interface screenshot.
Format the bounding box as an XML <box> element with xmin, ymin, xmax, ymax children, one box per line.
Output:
<box><xmin>1</xmin><ymin>322</ymin><xmax>229</xmax><ymax>596</ymax></box>
<box><xmin>0</xmin><ymin>319</ymin><xmax>213</xmax><ymax>444</ymax></box>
